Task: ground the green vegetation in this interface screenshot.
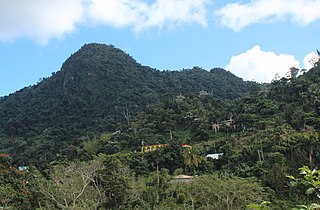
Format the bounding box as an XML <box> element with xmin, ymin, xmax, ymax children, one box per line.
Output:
<box><xmin>0</xmin><ymin>43</ymin><xmax>260</xmax><ymax>166</ymax></box>
<box><xmin>0</xmin><ymin>43</ymin><xmax>320</xmax><ymax>209</ymax></box>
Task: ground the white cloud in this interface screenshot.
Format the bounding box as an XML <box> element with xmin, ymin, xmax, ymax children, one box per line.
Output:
<box><xmin>86</xmin><ymin>0</ymin><xmax>143</xmax><ymax>28</ymax></box>
<box><xmin>87</xmin><ymin>0</ymin><xmax>208</xmax><ymax>32</ymax></box>
<box><xmin>0</xmin><ymin>0</ymin><xmax>85</xmax><ymax>44</ymax></box>
<box><xmin>216</xmin><ymin>0</ymin><xmax>320</xmax><ymax>31</ymax></box>
<box><xmin>303</xmin><ymin>51</ymin><xmax>318</xmax><ymax>70</ymax></box>
<box><xmin>0</xmin><ymin>0</ymin><xmax>208</xmax><ymax>43</ymax></box>
<box><xmin>225</xmin><ymin>45</ymin><xmax>300</xmax><ymax>83</ymax></box>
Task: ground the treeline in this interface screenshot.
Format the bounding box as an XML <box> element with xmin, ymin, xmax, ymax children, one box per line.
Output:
<box><xmin>0</xmin><ymin>152</ymin><xmax>268</xmax><ymax>209</ymax></box>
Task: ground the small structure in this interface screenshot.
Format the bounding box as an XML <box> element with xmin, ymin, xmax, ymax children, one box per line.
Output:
<box><xmin>141</xmin><ymin>144</ymin><xmax>192</xmax><ymax>153</ymax></box>
<box><xmin>181</xmin><ymin>144</ymin><xmax>192</xmax><ymax>148</ymax></box>
<box><xmin>199</xmin><ymin>90</ymin><xmax>210</xmax><ymax>97</ymax></box>
<box><xmin>18</xmin><ymin>166</ymin><xmax>28</xmax><ymax>171</ymax></box>
<box><xmin>221</xmin><ymin>117</ymin><xmax>235</xmax><ymax>128</ymax></box>
<box><xmin>141</xmin><ymin>144</ymin><xmax>167</xmax><ymax>153</ymax></box>
<box><xmin>212</xmin><ymin>123</ymin><xmax>220</xmax><ymax>133</ymax></box>
<box><xmin>0</xmin><ymin>154</ymin><xmax>9</xmax><ymax>157</ymax></box>
<box><xmin>212</xmin><ymin>117</ymin><xmax>236</xmax><ymax>132</ymax></box>
<box><xmin>206</xmin><ymin>153</ymin><xmax>223</xmax><ymax>160</ymax></box>
<box><xmin>171</xmin><ymin>174</ymin><xmax>195</xmax><ymax>183</ymax></box>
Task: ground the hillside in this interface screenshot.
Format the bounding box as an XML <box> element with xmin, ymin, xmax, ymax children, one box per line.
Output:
<box><xmin>68</xmin><ymin>63</ymin><xmax>320</xmax><ymax>209</ymax></box>
<box><xmin>0</xmin><ymin>43</ymin><xmax>260</xmax><ymax>165</ymax></box>
<box><xmin>1</xmin><ymin>44</ymin><xmax>320</xmax><ymax>209</ymax></box>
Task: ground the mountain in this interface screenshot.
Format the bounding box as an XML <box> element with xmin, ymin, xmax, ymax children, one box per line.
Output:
<box><xmin>2</xmin><ymin>44</ymin><xmax>320</xmax><ymax>209</ymax></box>
<box><xmin>0</xmin><ymin>43</ymin><xmax>260</xmax><ymax>165</ymax></box>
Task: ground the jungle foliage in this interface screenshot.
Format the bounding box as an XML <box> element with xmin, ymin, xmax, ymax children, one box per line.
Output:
<box><xmin>0</xmin><ymin>44</ymin><xmax>320</xmax><ymax>209</ymax></box>
<box><xmin>0</xmin><ymin>43</ymin><xmax>260</xmax><ymax>166</ymax></box>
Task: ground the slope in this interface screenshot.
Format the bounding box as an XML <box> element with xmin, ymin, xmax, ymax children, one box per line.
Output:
<box><xmin>0</xmin><ymin>43</ymin><xmax>260</xmax><ymax>165</ymax></box>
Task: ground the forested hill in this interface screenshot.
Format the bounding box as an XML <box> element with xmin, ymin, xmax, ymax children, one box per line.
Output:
<box><xmin>2</xmin><ymin>44</ymin><xmax>320</xmax><ymax>209</ymax></box>
<box><xmin>0</xmin><ymin>43</ymin><xmax>260</xmax><ymax>165</ymax></box>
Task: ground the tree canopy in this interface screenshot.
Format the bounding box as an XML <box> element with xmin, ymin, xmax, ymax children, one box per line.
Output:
<box><xmin>1</xmin><ymin>43</ymin><xmax>320</xmax><ymax>209</ymax></box>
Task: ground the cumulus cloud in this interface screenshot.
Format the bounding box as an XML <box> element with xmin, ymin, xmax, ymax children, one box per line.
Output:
<box><xmin>303</xmin><ymin>51</ymin><xmax>318</xmax><ymax>70</ymax></box>
<box><xmin>0</xmin><ymin>0</ymin><xmax>208</xmax><ymax>43</ymax></box>
<box><xmin>0</xmin><ymin>0</ymin><xmax>85</xmax><ymax>44</ymax></box>
<box><xmin>225</xmin><ymin>45</ymin><xmax>300</xmax><ymax>83</ymax></box>
<box><xmin>87</xmin><ymin>0</ymin><xmax>208</xmax><ymax>32</ymax></box>
<box><xmin>216</xmin><ymin>0</ymin><xmax>320</xmax><ymax>31</ymax></box>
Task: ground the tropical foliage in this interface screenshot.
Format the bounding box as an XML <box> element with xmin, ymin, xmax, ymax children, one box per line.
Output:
<box><xmin>0</xmin><ymin>44</ymin><xmax>319</xmax><ymax>209</ymax></box>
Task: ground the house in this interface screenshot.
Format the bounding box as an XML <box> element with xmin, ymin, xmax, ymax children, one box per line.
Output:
<box><xmin>171</xmin><ymin>174</ymin><xmax>195</xmax><ymax>183</ymax></box>
<box><xmin>141</xmin><ymin>144</ymin><xmax>167</xmax><ymax>153</ymax></box>
<box><xmin>141</xmin><ymin>144</ymin><xmax>192</xmax><ymax>153</ymax></box>
<box><xmin>18</xmin><ymin>166</ymin><xmax>28</xmax><ymax>171</ymax></box>
<box><xmin>199</xmin><ymin>90</ymin><xmax>210</xmax><ymax>97</ymax></box>
<box><xmin>206</xmin><ymin>153</ymin><xmax>223</xmax><ymax>160</ymax></box>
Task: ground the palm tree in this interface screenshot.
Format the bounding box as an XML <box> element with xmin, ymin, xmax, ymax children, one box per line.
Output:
<box><xmin>182</xmin><ymin>147</ymin><xmax>201</xmax><ymax>175</ymax></box>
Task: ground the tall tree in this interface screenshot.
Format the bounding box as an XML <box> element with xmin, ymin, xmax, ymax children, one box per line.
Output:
<box><xmin>182</xmin><ymin>147</ymin><xmax>202</xmax><ymax>175</ymax></box>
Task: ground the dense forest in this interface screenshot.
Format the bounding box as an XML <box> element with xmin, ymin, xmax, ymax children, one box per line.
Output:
<box><xmin>0</xmin><ymin>43</ymin><xmax>260</xmax><ymax>166</ymax></box>
<box><xmin>1</xmin><ymin>43</ymin><xmax>320</xmax><ymax>209</ymax></box>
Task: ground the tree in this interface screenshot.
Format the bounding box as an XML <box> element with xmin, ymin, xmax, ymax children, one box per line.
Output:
<box><xmin>288</xmin><ymin>67</ymin><xmax>300</xmax><ymax>81</ymax></box>
<box><xmin>36</xmin><ymin>159</ymin><xmax>103</xmax><ymax>209</ymax></box>
<box><xmin>288</xmin><ymin>166</ymin><xmax>320</xmax><ymax>209</ymax></box>
<box><xmin>182</xmin><ymin>147</ymin><xmax>202</xmax><ymax>175</ymax></box>
<box><xmin>287</xmin><ymin>166</ymin><xmax>320</xmax><ymax>200</ymax></box>
<box><xmin>143</xmin><ymin>168</ymin><xmax>171</xmax><ymax>208</ymax></box>
<box><xmin>144</xmin><ymin>144</ymin><xmax>184</xmax><ymax>174</ymax></box>
<box><xmin>292</xmin><ymin>129</ymin><xmax>319</xmax><ymax>167</ymax></box>
<box><xmin>0</xmin><ymin>154</ymin><xmax>38</xmax><ymax>209</ymax></box>
<box><xmin>98</xmin><ymin>155</ymin><xmax>137</xmax><ymax>209</ymax></box>
<box><xmin>0</xmin><ymin>184</ymin><xmax>16</xmax><ymax>208</ymax></box>
<box><xmin>170</xmin><ymin>175</ymin><xmax>267</xmax><ymax>210</ymax></box>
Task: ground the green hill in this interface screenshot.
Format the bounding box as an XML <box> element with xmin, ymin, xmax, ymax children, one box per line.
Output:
<box><xmin>2</xmin><ymin>44</ymin><xmax>320</xmax><ymax>209</ymax></box>
<box><xmin>0</xmin><ymin>43</ymin><xmax>260</xmax><ymax>165</ymax></box>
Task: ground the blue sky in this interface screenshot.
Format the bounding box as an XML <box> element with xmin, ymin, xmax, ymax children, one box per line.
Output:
<box><xmin>1</xmin><ymin>0</ymin><xmax>320</xmax><ymax>96</ymax></box>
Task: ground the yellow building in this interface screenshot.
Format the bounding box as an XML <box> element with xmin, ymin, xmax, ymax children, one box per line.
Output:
<box><xmin>141</xmin><ymin>144</ymin><xmax>191</xmax><ymax>153</ymax></box>
<box><xmin>141</xmin><ymin>144</ymin><xmax>167</xmax><ymax>153</ymax></box>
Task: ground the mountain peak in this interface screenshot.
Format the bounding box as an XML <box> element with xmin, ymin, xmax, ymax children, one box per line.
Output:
<box><xmin>58</xmin><ymin>43</ymin><xmax>143</xmax><ymax>95</ymax></box>
<box><xmin>61</xmin><ymin>43</ymin><xmax>140</xmax><ymax>73</ymax></box>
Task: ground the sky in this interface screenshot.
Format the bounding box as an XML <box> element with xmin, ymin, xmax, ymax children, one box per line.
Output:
<box><xmin>1</xmin><ymin>0</ymin><xmax>320</xmax><ymax>96</ymax></box>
